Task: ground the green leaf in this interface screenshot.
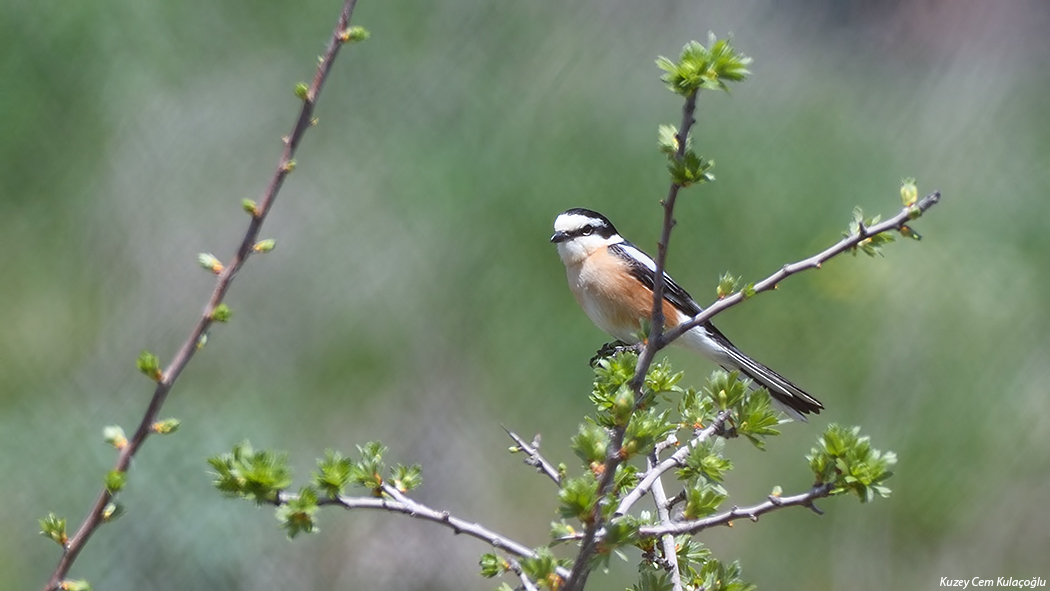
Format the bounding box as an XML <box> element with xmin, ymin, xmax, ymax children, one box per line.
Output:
<box><xmin>737</xmin><ymin>391</ymin><xmax>781</xmax><ymax>449</ymax></box>
<box><xmin>683</xmin><ymin>479</ymin><xmax>727</xmax><ymax>520</ymax></box>
<box><xmin>716</xmin><ymin>272</ymin><xmax>739</xmax><ymax>299</ymax></box>
<box><xmin>276</xmin><ymin>486</ymin><xmax>319</xmax><ymax>538</ymax></box>
<box><xmin>479</xmin><ymin>552</ymin><xmax>507</xmax><ymax>578</ymax></box>
<box><xmin>656</xmin><ymin>35</ymin><xmax>752</xmax><ymax>96</ymax></box>
<box><xmin>39</xmin><ymin>513</ymin><xmax>67</xmax><ymax>546</ymax></box>
<box><xmin>58</xmin><ymin>581</ymin><xmax>93</xmax><ymax>591</ymax></box>
<box><xmin>558</xmin><ymin>473</ymin><xmax>599</xmax><ymax>522</ymax></box>
<box><xmin>696</xmin><ymin>557</ymin><xmax>756</xmax><ymax>591</ymax></box>
<box><xmin>313</xmin><ymin>450</ymin><xmax>352</xmax><ymax>497</ymax></box>
<box><xmin>677</xmin><ymin>438</ymin><xmax>733</xmax><ymax>482</ymax></box>
<box><xmin>349</xmin><ymin>441</ymin><xmax>387</xmax><ymax>492</ymax></box>
<box><xmin>208</xmin><ymin>440</ymin><xmax>294</xmax><ymax>504</ymax></box>
<box><xmin>136</xmin><ymin>350</ymin><xmax>162</xmax><ymax>381</ymax></box>
<box><xmin>390</xmin><ymin>463</ymin><xmax>423</xmax><ymax>492</ymax></box>
<box><xmin>808</xmin><ymin>424</ymin><xmax>896</xmax><ymax>502</ymax></box>
<box><xmin>633</xmin><ymin>565</ymin><xmax>673</xmax><ymax>591</ymax></box>
<box><xmin>571</xmin><ymin>421</ymin><xmax>610</xmax><ymax>467</ymax></box>
<box><xmin>519</xmin><ymin>547</ymin><xmax>566</xmax><ymax>588</ymax></box>
<box><xmin>622</xmin><ymin>408</ymin><xmax>674</xmax><ymax>460</ymax></box>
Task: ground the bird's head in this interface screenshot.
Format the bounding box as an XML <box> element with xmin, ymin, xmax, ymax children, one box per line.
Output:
<box><xmin>550</xmin><ymin>208</ymin><xmax>622</xmax><ymax>264</ymax></box>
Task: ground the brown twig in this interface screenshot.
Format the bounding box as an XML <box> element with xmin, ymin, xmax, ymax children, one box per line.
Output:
<box><xmin>505</xmin><ymin>427</ymin><xmax>562</xmax><ymax>487</ymax></box>
<box><xmin>639</xmin><ymin>483</ymin><xmax>835</xmax><ymax>537</ymax></box>
<box><xmin>662</xmin><ymin>192</ymin><xmax>942</xmax><ymax>346</ymax></box>
<box><xmin>615</xmin><ymin>411</ymin><xmax>730</xmax><ymax>516</ymax></box>
<box><xmin>42</xmin><ymin>1</ymin><xmax>362</xmax><ymax>588</ymax></box>
<box><xmin>269</xmin><ymin>485</ymin><xmax>573</xmax><ymax>581</ymax></box>
<box><xmin>562</xmin><ymin>88</ymin><xmax>701</xmax><ymax>591</ymax></box>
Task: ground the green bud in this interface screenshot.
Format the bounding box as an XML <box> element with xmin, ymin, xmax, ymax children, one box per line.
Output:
<box><xmin>136</xmin><ymin>350</ymin><xmax>162</xmax><ymax>381</ymax></box>
<box><xmin>210</xmin><ymin>303</ymin><xmax>232</xmax><ymax>323</ymax></box>
<box><xmin>101</xmin><ymin>502</ymin><xmax>125</xmax><ymax>523</ymax></box>
<box><xmin>900</xmin><ymin>178</ymin><xmax>918</xmax><ymax>207</ymax></box>
<box><xmin>294</xmin><ymin>82</ymin><xmax>310</xmax><ymax>101</ymax></box>
<box><xmin>340</xmin><ymin>26</ymin><xmax>370</xmax><ymax>43</ymax></box>
<box><xmin>197</xmin><ymin>253</ymin><xmax>223</xmax><ymax>274</ymax></box>
<box><xmin>39</xmin><ymin>513</ymin><xmax>67</xmax><ymax>546</ymax></box>
<box><xmin>59</xmin><ymin>580</ymin><xmax>93</xmax><ymax>591</ymax></box>
<box><xmin>241</xmin><ymin>199</ymin><xmax>259</xmax><ymax>216</ymax></box>
<box><xmin>253</xmin><ymin>239</ymin><xmax>276</xmax><ymax>253</ymax></box>
<box><xmin>103</xmin><ymin>425</ymin><xmax>127</xmax><ymax>449</ymax></box>
<box><xmin>105</xmin><ymin>470</ymin><xmax>127</xmax><ymax>494</ymax></box>
<box><xmin>152</xmin><ymin>418</ymin><xmax>181</xmax><ymax>434</ymax></box>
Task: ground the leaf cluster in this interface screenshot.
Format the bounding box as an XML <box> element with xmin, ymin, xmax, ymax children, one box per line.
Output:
<box><xmin>808</xmin><ymin>424</ymin><xmax>897</xmax><ymax>502</ymax></box>
<box><xmin>656</xmin><ymin>33</ymin><xmax>751</xmax><ymax>96</ymax></box>
<box><xmin>207</xmin><ymin>440</ymin><xmax>421</xmax><ymax>538</ymax></box>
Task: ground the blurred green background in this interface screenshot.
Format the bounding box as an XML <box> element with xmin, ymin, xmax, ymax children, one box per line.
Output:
<box><xmin>3</xmin><ymin>1</ymin><xmax>1049</xmax><ymax>589</ymax></box>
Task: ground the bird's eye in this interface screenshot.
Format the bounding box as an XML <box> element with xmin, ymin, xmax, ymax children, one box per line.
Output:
<box><xmin>581</xmin><ymin>226</ymin><xmax>594</xmax><ymax>236</ymax></box>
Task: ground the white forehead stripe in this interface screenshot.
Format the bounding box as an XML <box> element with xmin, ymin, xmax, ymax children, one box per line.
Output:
<box><xmin>554</xmin><ymin>212</ymin><xmax>601</xmax><ymax>233</ymax></box>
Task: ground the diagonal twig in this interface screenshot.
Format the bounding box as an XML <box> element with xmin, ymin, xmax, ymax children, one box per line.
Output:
<box><xmin>615</xmin><ymin>410</ymin><xmax>730</xmax><ymax>516</ymax></box>
<box><xmin>504</xmin><ymin>427</ymin><xmax>562</xmax><ymax>486</ymax></box>
<box><xmin>42</xmin><ymin>2</ymin><xmax>363</xmax><ymax>589</ymax></box>
<box><xmin>662</xmin><ymin>192</ymin><xmax>942</xmax><ymax>346</ymax></box>
<box><xmin>639</xmin><ymin>483</ymin><xmax>835</xmax><ymax>538</ymax></box>
<box><xmin>269</xmin><ymin>484</ymin><xmax>574</xmax><ymax>582</ymax></box>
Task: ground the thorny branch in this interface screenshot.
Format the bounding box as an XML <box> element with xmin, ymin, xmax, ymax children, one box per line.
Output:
<box><xmin>268</xmin><ymin>486</ymin><xmax>573</xmax><ymax>583</ymax></box>
<box><xmin>563</xmin><ymin>87</ymin><xmax>702</xmax><ymax>591</ymax></box>
<box><xmin>42</xmin><ymin>1</ymin><xmax>362</xmax><ymax>588</ymax></box>
<box><xmin>505</xmin><ymin>427</ymin><xmax>562</xmax><ymax>487</ymax></box>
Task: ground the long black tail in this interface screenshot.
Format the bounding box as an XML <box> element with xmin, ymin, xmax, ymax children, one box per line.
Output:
<box><xmin>720</xmin><ymin>343</ymin><xmax>823</xmax><ymax>422</ymax></box>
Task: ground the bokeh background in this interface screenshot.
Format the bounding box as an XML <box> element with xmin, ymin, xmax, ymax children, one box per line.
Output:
<box><xmin>3</xmin><ymin>1</ymin><xmax>1049</xmax><ymax>589</ymax></box>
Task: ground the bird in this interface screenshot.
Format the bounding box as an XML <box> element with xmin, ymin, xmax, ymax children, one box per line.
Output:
<box><xmin>550</xmin><ymin>207</ymin><xmax>823</xmax><ymax>421</ymax></box>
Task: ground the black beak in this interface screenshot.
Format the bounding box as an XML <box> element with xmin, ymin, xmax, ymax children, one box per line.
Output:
<box><xmin>550</xmin><ymin>231</ymin><xmax>569</xmax><ymax>243</ymax></box>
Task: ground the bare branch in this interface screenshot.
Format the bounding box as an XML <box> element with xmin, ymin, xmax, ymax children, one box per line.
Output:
<box><xmin>270</xmin><ymin>487</ymin><xmax>573</xmax><ymax>582</ymax></box>
<box><xmin>615</xmin><ymin>411</ymin><xmax>730</xmax><ymax>516</ymax></box>
<box><xmin>661</xmin><ymin>192</ymin><xmax>942</xmax><ymax>346</ymax></box>
<box><xmin>639</xmin><ymin>483</ymin><xmax>835</xmax><ymax>538</ymax></box>
<box><xmin>649</xmin><ymin>457</ymin><xmax>684</xmax><ymax>591</ymax></box>
<box><xmin>507</xmin><ymin>559</ymin><xmax>541</xmax><ymax>591</ymax></box>
<box><xmin>564</xmin><ymin>86</ymin><xmax>702</xmax><ymax>591</ymax></box>
<box><xmin>42</xmin><ymin>2</ymin><xmax>362</xmax><ymax>589</ymax></box>
<box><xmin>504</xmin><ymin>427</ymin><xmax>562</xmax><ymax>487</ymax></box>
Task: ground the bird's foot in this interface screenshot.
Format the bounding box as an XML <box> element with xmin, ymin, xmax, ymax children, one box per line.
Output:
<box><xmin>589</xmin><ymin>340</ymin><xmax>644</xmax><ymax>367</ymax></box>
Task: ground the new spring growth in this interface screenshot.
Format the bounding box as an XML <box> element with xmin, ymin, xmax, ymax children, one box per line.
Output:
<box><xmin>103</xmin><ymin>426</ymin><xmax>127</xmax><ymax>449</ymax></box>
<box><xmin>152</xmin><ymin>418</ymin><xmax>181</xmax><ymax>435</ymax></box>
<box><xmin>716</xmin><ymin>272</ymin><xmax>739</xmax><ymax>299</ymax></box>
<box><xmin>104</xmin><ymin>470</ymin><xmax>126</xmax><ymax>494</ymax></box>
<box><xmin>101</xmin><ymin>502</ymin><xmax>125</xmax><ymax>523</ymax></box>
<box><xmin>211</xmin><ymin>303</ymin><xmax>233</xmax><ymax>323</ymax></box>
<box><xmin>242</xmin><ymin>199</ymin><xmax>260</xmax><ymax>217</ymax></box>
<box><xmin>59</xmin><ymin>581</ymin><xmax>92</xmax><ymax>591</ymax></box>
<box><xmin>294</xmin><ymin>82</ymin><xmax>310</xmax><ymax>101</ymax></box>
<box><xmin>339</xmin><ymin>25</ymin><xmax>370</xmax><ymax>43</ymax></box>
<box><xmin>198</xmin><ymin>253</ymin><xmax>224</xmax><ymax>274</ymax></box>
<box><xmin>900</xmin><ymin>178</ymin><xmax>918</xmax><ymax>207</ymax></box>
<box><xmin>136</xmin><ymin>350</ymin><xmax>162</xmax><ymax>382</ymax></box>
<box><xmin>39</xmin><ymin>513</ymin><xmax>67</xmax><ymax>546</ymax></box>
<box><xmin>253</xmin><ymin>239</ymin><xmax>276</xmax><ymax>253</ymax></box>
